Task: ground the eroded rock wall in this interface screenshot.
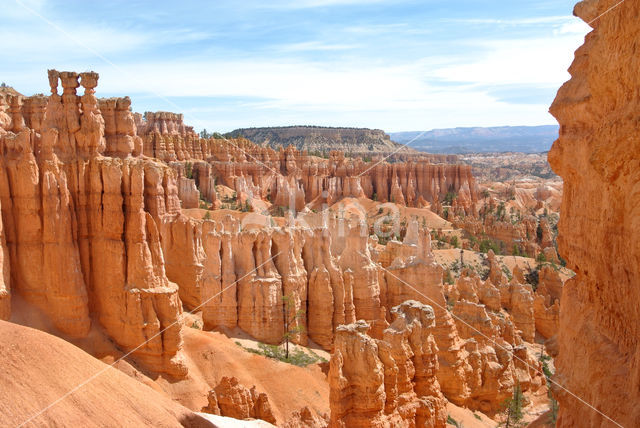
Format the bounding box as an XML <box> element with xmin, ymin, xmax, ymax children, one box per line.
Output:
<box><xmin>0</xmin><ymin>71</ymin><xmax>186</xmax><ymax>377</ymax></box>
<box><xmin>548</xmin><ymin>1</ymin><xmax>640</xmax><ymax>426</ymax></box>
<box><xmin>328</xmin><ymin>302</ymin><xmax>447</xmax><ymax>428</ymax></box>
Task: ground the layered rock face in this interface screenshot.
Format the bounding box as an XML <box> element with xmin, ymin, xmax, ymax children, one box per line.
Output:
<box><xmin>134</xmin><ymin>125</ymin><xmax>478</xmax><ymax>213</ymax></box>
<box><xmin>0</xmin><ymin>71</ymin><xmax>186</xmax><ymax>377</ymax></box>
<box><xmin>548</xmin><ymin>1</ymin><xmax>640</xmax><ymax>426</ymax></box>
<box><xmin>328</xmin><ymin>302</ymin><xmax>447</xmax><ymax>428</ymax></box>
<box><xmin>436</xmin><ymin>266</ymin><xmax>547</xmax><ymax>413</ymax></box>
<box><xmin>203</xmin><ymin>376</ymin><xmax>277</xmax><ymax>424</ymax></box>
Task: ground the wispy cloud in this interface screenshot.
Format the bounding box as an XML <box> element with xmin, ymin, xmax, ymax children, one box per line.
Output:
<box><xmin>263</xmin><ymin>0</ymin><xmax>388</xmax><ymax>9</ymax></box>
<box><xmin>275</xmin><ymin>41</ymin><xmax>359</xmax><ymax>52</ymax></box>
<box><xmin>442</xmin><ymin>16</ymin><xmax>573</xmax><ymax>25</ymax></box>
<box><xmin>1</xmin><ymin>0</ymin><xmax>589</xmax><ymax>132</ymax></box>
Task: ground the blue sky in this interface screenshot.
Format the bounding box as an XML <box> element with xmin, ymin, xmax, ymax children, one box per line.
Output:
<box><xmin>2</xmin><ymin>0</ymin><xmax>589</xmax><ymax>133</ymax></box>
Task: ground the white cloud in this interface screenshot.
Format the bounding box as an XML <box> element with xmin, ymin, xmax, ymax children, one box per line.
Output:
<box><xmin>443</xmin><ymin>16</ymin><xmax>572</xmax><ymax>25</ymax></box>
<box><xmin>0</xmin><ymin>25</ymin><xmax>150</xmax><ymax>60</ymax></box>
<box><xmin>0</xmin><ymin>2</ymin><xmax>589</xmax><ymax>132</ymax></box>
<box><xmin>427</xmin><ymin>31</ymin><xmax>587</xmax><ymax>87</ymax></box>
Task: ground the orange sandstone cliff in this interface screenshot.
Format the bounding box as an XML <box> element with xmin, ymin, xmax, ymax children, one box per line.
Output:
<box><xmin>0</xmin><ymin>71</ymin><xmax>187</xmax><ymax>377</ymax></box>
<box><xmin>549</xmin><ymin>0</ymin><xmax>640</xmax><ymax>426</ymax></box>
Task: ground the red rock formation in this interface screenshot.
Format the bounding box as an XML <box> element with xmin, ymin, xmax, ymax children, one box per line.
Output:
<box><xmin>548</xmin><ymin>1</ymin><xmax>640</xmax><ymax>426</ymax></box>
<box><xmin>0</xmin><ymin>71</ymin><xmax>186</xmax><ymax>377</ymax></box>
<box><xmin>0</xmin><ymin>69</ymin><xmax>557</xmax><ymax>420</ymax></box>
<box><xmin>0</xmin><ymin>198</ymin><xmax>9</xmax><ymax>321</ymax></box>
<box><xmin>328</xmin><ymin>301</ymin><xmax>447</xmax><ymax>428</ymax></box>
<box><xmin>337</xmin><ymin>221</ymin><xmax>384</xmax><ymax>335</ymax></box>
<box><xmin>134</xmin><ymin>118</ymin><xmax>478</xmax><ymax>212</ymax></box>
<box><xmin>283</xmin><ymin>406</ymin><xmax>328</xmax><ymax>428</ymax></box>
<box><xmin>204</xmin><ymin>376</ymin><xmax>277</xmax><ymax>424</ymax></box>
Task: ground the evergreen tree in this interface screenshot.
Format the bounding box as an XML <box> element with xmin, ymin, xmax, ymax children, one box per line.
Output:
<box><xmin>501</xmin><ymin>383</ymin><xmax>525</xmax><ymax>427</ymax></box>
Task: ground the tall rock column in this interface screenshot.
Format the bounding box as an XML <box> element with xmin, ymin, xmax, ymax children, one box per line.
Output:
<box><xmin>548</xmin><ymin>1</ymin><xmax>640</xmax><ymax>426</ymax></box>
<box><xmin>338</xmin><ymin>221</ymin><xmax>384</xmax><ymax>337</ymax></box>
<box><xmin>272</xmin><ymin>227</ymin><xmax>309</xmax><ymax>345</ymax></box>
<box><xmin>0</xmin><ymin>127</ymin><xmax>91</xmax><ymax>337</ymax></box>
<box><xmin>0</xmin><ymin>198</ymin><xmax>8</xmax><ymax>321</ymax></box>
<box><xmin>234</xmin><ymin>229</ymin><xmax>284</xmax><ymax>343</ymax></box>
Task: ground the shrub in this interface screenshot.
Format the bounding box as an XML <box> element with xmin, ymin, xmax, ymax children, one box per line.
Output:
<box><xmin>443</xmin><ymin>191</ymin><xmax>457</xmax><ymax>205</ymax></box>
<box><xmin>525</xmin><ymin>268</ymin><xmax>540</xmax><ymax>290</ymax></box>
<box><xmin>536</xmin><ymin>252</ymin><xmax>547</xmax><ymax>264</ymax></box>
<box><xmin>479</xmin><ymin>238</ymin><xmax>501</xmax><ymax>254</ymax></box>
<box><xmin>444</xmin><ymin>270</ymin><xmax>454</xmax><ymax>285</ymax></box>
<box><xmin>240</xmin><ymin>343</ymin><xmax>326</xmax><ymax>367</ymax></box>
<box><xmin>447</xmin><ymin>415</ymin><xmax>461</xmax><ymax>428</ymax></box>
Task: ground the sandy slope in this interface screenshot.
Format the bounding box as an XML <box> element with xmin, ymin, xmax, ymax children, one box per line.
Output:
<box><xmin>0</xmin><ymin>321</ymin><xmax>212</xmax><ymax>428</ymax></box>
<box><xmin>153</xmin><ymin>326</ymin><xmax>330</xmax><ymax>424</ymax></box>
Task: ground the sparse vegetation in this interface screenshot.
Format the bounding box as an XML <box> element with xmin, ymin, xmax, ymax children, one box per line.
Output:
<box><xmin>200</xmin><ymin>129</ymin><xmax>224</xmax><ymax>139</ymax></box>
<box><xmin>184</xmin><ymin>161</ymin><xmax>193</xmax><ymax>179</ymax></box>
<box><xmin>443</xmin><ymin>191</ymin><xmax>458</xmax><ymax>205</ymax></box>
<box><xmin>236</xmin><ymin>342</ymin><xmax>326</xmax><ymax>367</ymax></box>
<box><xmin>447</xmin><ymin>415</ymin><xmax>462</xmax><ymax>428</ymax></box>
<box><xmin>525</xmin><ymin>267</ymin><xmax>540</xmax><ymax>290</ymax></box>
<box><xmin>444</xmin><ymin>270</ymin><xmax>454</xmax><ymax>286</ymax></box>
<box><xmin>282</xmin><ymin>294</ymin><xmax>305</xmax><ymax>359</ymax></box>
<box><xmin>539</xmin><ymin>353</ymin><xmax>559</xmax><ymax>425</ymax></box>
<box><xmin>479</xmin><ymin>238</ymin><xmax>501</xmax><ymax>255</ymax></box>
<box><xmin>501</xmin><ymin>264</ymin><xmax>513</xmax><ymax>281</ymax></box>
<box><xmin>272</xmin><ymin>205</ymin><xmax>287</xmax><ymax>217</ymax></box>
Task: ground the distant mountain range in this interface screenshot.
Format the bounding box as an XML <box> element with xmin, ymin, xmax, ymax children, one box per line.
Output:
<box><xmin>389</xmin><ymin>125</ymin><xmax>559</xmax><ymax>154</ymax></box>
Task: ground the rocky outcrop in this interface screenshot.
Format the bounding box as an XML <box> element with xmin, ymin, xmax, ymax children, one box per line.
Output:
<box><xmin>0</xmin><ymin>198</ymin><xmax>9</xmax><ymax>321</ymax></box>
<box><xmin>283</xmin><ymin>406</ymin><xmax>328</xmax><ymax>428</ymax></box>
<box><xmin>548</xmin><ymin>1</ymin><xmax>640</xmax><ymax>426</ymax></box>
<box><xmin>134</xmin><ymin>124</ymin><xmax>478</xmax><ymax>211</ymax></box>
<box><xmin>0</xmin><ymin>71</ymin><xmax>186</xmax><ymax>378</ymax></box>
<box><xmin>203</xmin><ymin>376</ymin><xmax>276</xmax><ymax>424</ymax></box>
<box><xmin>328</xmin><ymin>301</ymin><xmax>447</xmax><ymax>428</ymax></box>
<box><xmin>337</xmin><ymin>221</ymin><xmax>384</xmax><ymax>336</ymax></box>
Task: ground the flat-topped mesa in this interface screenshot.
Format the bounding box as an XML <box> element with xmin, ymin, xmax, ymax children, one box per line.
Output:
<box><xmin>548</xmin><ymin>1</ymin><xmax>640</xmax><ymax>426</ymax></box>
<box><xmin>0</xmin><ymin>70</ymin><xmax>187</xmax><ymax>378</ymax></box>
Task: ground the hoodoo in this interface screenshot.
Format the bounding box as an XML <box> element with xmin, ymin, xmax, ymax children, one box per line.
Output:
<box><xmin>0</xmin><ymin>58</ymin><xmax>570</xmax><ymax>425</ymax></box>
